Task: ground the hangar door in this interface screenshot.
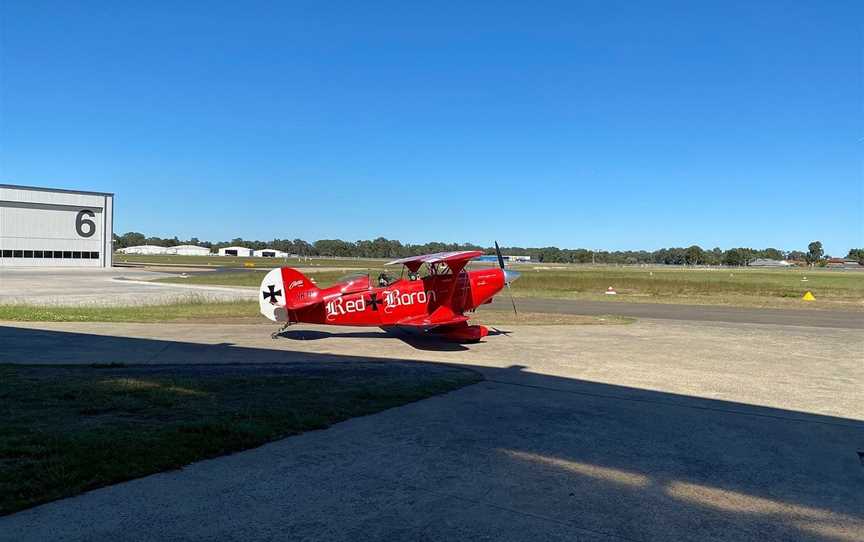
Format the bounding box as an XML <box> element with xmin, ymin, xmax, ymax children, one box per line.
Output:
<box><xmin>0</xmin><ymin>185</ymin><xmax>113</xmax><ymax>267</ymax></box>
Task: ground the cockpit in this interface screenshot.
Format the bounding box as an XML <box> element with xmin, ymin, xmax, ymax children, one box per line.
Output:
<box><xmin>377</xmin><ymin>272</ymin><xmax>398</xmax><ymax>287</ymax></box>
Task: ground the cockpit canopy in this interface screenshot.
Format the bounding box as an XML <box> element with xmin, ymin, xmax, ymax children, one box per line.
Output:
<box><xmin>337</xmin><ymin>273</ymin><xmax>371</xmax><ymax>294</ymax></box>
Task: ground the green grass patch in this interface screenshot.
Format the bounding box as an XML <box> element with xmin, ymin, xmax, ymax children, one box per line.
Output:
<box><xmin>507</xmin><ymin>266</ymin><xmax>864</xmax><ymax>309</ymax></box>
<box><xmin>0</xmin><ymin>363</ymin><xmax>481</xmax><ymax>515</ymax></box>
<box><xmin>117</xmin><ymin>254</ymin><xmax>386</xmax><ymax>269</ymax></box>
<box><xmin>0</xmin><ymin>301</ymin><xmax>259</xmax><ymax>323</ymax></box>
<box><xmin>153</xmin><ymin>266</ymin><xmax>864</xmax><ymax>310</ymax></box>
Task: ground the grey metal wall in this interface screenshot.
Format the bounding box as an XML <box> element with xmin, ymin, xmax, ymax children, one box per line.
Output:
<box><xmin>0</xmin><ymin>184</ymin><xmax>114</xmax><ymax>267</ymax></box>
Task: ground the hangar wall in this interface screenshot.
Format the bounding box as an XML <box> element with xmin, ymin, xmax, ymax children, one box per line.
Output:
<box><xmin>0</xmin><ymin>184</ymin><xmax>114</xmax><ymax>268</ymax></box>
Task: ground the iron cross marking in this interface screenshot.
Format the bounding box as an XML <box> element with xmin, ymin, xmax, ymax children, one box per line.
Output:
<box><xmin>367</xmin><ymin>292</ymin><xmax>382</xmax><ymax>311</ymax></box>
<box><xmin>263</xmin><ymin>285</ymin><xmax>282</xmax><ymax>304</ymax></box>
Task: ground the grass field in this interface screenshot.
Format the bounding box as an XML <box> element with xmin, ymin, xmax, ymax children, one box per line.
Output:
<box><xmin>508</xmin><ymin>266</ymin><xmax>864</xmax><ymax>309</ymax></box>
<box><xmin>116</xmin><ymin>254</ymin><xmax>385</xmax><ymax>269</ymax></box>
<box><xmin>0</xmin><ymin>300</ymin><xmax>260</xmax><ymax>322</ymax></box>
<box><xmin>0</xmin><ymin>302</ymin><xmax>626</xmax><ymax>326</ymax></box>
<box><xmin>0</xmin><ymin>363</ymin><xmax>480</xmax><ymax>515</ymax></box>
<box><xmin>152</xmin><ymin>266</ymin><xmax>864</xmax><ymax>310</ymax></box>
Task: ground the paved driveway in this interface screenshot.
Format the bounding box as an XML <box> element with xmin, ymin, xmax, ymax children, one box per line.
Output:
<box><xmin>1</xmin><ymin>319</ymin><xmax>862</xmax><ymax>541</ymax></box>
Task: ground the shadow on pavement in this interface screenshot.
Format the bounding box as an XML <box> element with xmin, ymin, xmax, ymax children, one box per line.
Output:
<box><xmin>276</xmin><ymin>326</ymin><xmax>472</xmax><ymax>352</ymax></box>
<box><xmin>1</xmin><ymin>324</ymin><xmax>862</xmax><ymax>541</ymax></box>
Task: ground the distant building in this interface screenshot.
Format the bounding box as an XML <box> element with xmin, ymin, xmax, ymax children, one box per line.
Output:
<box><xmin>218</xmin><ymin>246</ymin><xmax>253</xmax><ymax>257</ymax></box>
<box><xmin>165</xmin><ymin>245</ymin><xmax>211</xmax><ymax>256</ymax></box>
<box><xmin>476</xmin><ymin>255</ymin><xmax>531</xmax><ymax>263</ymax></box>
<box><xmin>117</xmin><ymin>245</ymin><xmax>169</xmax><ymax>255</ymax></box>
<box><xmin>749</xmin><ymin>258</ymin><xmax>792</xmax><ymax>268</ymax></box>
<box><xmin>254</xmin><ymin>249</ymin><xmax>288</xmax><ymax>258</ymax></box>
<box><xmin>826</xmin><ymin>258</ymin><xmax>861</xmax><ymax>269</ymax></box>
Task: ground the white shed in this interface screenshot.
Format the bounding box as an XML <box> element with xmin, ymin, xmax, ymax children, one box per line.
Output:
<box><xmin>117</xmin><ymin>245</ymin><xmax>169</xmax><ymax>255</ymax></box>
<box><xmin>218</xmin><ymin>246</ymin><xmax>253</xmax><ymax>257</ymax></box>
<box><xmin>254</xmin><ymin>249</ymin><xmax>288</xmax><ymax>258</ymax></box>
<box><xmin>166</xmin><ymin>245</ymin><xmax>211</xmax><ymax>256</ymax></box>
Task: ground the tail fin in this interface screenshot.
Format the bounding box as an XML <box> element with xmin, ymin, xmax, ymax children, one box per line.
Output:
<box><xmin>259</xmin><ymin>267</ymin><xmax>322</xmax><ymax>322</ymax></box>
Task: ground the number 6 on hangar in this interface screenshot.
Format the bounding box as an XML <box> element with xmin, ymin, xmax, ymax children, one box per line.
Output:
<box><xmin>75</xmin><ymin>210</ymin><xmax>96</xmax><ymax>238</ymax></box>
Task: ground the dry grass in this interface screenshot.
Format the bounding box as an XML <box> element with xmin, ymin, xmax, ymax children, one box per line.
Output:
<box><xmin>0</xmin><ymin>300</ymin><xmax>259</xmax><ymax>322</ymax></box>
<box><xmin>508</xmin><ymin>266</ymin><xmax>864</xmax><ymax>310</ymax></box>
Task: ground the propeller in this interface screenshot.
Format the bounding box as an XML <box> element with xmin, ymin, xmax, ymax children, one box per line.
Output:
<box><xmin>494</xmin><ymin>241</ymin><xmax>521</xmax><ymax>316</ymax></box>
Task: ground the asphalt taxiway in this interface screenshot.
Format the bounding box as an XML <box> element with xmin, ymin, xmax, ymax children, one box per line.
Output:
<box><xmin>1</xmin><ymin>317</ymin><xmax>861</xmax><ymax>541</ymax></box>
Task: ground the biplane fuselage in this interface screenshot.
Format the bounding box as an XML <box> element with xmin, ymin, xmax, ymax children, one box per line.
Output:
<box><xmin>260</xmin><ymin>250</ymin><xmax>517</xmax><ymax>341</ymax></box>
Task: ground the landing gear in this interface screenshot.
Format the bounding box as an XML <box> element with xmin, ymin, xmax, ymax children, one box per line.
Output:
<box><xmin>271</xmin><ymin>321</ymin><xmax>293</xmax><ymax>339</ymax></box>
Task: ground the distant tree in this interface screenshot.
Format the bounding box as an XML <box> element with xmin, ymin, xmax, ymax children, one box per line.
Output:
<box><xmin>847</xmin><ymin>248</ymin><xmax>864</xmax><ymax>264</ymax></box>
<box><xmin>114</xmin><ymin>232</ymin><xmax>146</xmax><ymax>248</ymax></box>
<box><xmin>293</xmin><ymin>239</ymin><xmax>314</xmax><ymax>256</ymax></box>
<box><xmin>685</xmin><ymin>245</ymin><xmax>704</xmax><ymax>266</ymax></box>
<box><xmin>314</xmin><ymin>239</ymin><xmax>354</xmax><ymax>257</ymax></box>
<box><xmin>806</xmin><ymin>241</ymin><xmax>824</xmax><ymax>265</ymax></box>
<box><xmin>107</xmin><ymin>231</ymin><xmax>831</xmax><ymax>267</ymax></box>
<box><xmin>761</xmin><ymin>248</ymin><xmax>784</xmax><ymax>260</ymax></box>
<box><xmin>144</xmin><ymin>237</ymin><xmax>168</xmax><ymax>247</ymax></box>
<box><xmin>704</xmin><ymin>247</ymin><xmax>723</xmax><ymax>266</ymax></box>
<box><xmin>723</xmin><ymin>248</ymin><xmax>745</xmax><ymax>266</ymax></box>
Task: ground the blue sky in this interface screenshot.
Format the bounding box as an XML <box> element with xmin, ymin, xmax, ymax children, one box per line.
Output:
<box><xmin>1</xmin><ymin>1</ymin><xmax>861</xmax><ymax>255</ymax></box>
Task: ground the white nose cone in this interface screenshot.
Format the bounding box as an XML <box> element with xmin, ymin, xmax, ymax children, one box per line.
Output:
<box><xmin>259</xmin><ymin>268</ymin><xmax>288</xmax><ymax>322</ymax></box>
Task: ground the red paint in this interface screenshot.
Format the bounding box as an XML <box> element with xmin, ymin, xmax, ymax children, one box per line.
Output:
<box><xmin>260</xmin><ymin>251</ymin><xmax>507</xmax><ymax>342</ymax></box>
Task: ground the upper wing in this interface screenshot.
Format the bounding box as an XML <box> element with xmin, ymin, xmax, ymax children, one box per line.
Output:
<box><xmin>385</xmin><ymin>250</ymin><xmax>484</xmax><ymax>272</ymax></box>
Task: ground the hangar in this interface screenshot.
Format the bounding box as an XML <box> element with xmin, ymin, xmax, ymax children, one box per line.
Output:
<box><xmin>254</xmin><ymin>249</ymin><xmax>288</xmax><ymax>258</ymax></box>
<box><xmin>167</xmin><ymin>245</ymin><xmax>211</xmax><ymax>256</ymax></box>
<box><xmin>117</xmin><ymin>245</ymin><xmax>168</xmax><ymax>255</ymax></box>
<box><xmin>0</xmin><ymin>184</ymin><xmax>114</xmax><ymax>268</ymax></box>
<box><xmin>218</xmin><ymin>246</ymin><xmax>253</xmax><ymax>257</ymax></box>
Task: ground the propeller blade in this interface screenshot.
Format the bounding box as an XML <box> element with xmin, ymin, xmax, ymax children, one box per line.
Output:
<box><xmin>494</xmin><ymin>241</ymin><xmax>506</xmax><ymax>270</ymax></box>
<box><xmin>507</xmin><ymin>283</ymin><xmax>518</xmax><ymax>316</ymax></box>
<box><xmin>495</xmin><ymin>240</ymin><xmax>518</xmax><ymax>315</ymax></box>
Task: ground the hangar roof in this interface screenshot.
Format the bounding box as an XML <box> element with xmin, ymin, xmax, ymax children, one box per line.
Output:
<box><xmin>0</xmin><ymin>183</ymin><xmax>114</xmax><ymax>197</ymax></box>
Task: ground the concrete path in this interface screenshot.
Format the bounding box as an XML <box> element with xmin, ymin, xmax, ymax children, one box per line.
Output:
<box><xmin>0</xmin><ymin>268</ymin><xmax>253</xmax><ymax>306</ymax></box>
<box><xmin>1</xmin><ymin>319</ymin><xmax>862</xmax><ymax>541</ymax></box>
<box><xmin>488</xmin><ymin>296</ymin><xmax>864</xmax><ymax>329</ymax></box>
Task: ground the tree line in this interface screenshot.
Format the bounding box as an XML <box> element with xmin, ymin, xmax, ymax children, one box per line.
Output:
<box><xmin>113</xmin><ymin>233</ymin><xmax>858</xmax><ymax>266</ymax></box>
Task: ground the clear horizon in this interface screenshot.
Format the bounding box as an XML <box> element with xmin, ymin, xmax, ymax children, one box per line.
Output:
<box><xmin>2</xmin><ymin>2</ymin><xmax>861</xmax><ymax>256</ymax></box>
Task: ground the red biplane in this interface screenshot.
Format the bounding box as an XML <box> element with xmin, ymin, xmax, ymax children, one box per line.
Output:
<box><xmin>259</xmin><ymin>243</ymin><xmax>520</xmax><ymax>342</ymax></box>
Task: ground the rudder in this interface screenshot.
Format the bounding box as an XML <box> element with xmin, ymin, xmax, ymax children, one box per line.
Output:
<box><xmin>259</xmin><ymin>267</ymin><xmax>321</xmax><ymax>322</ymax></box>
